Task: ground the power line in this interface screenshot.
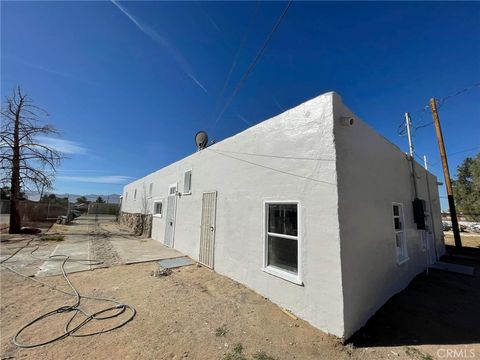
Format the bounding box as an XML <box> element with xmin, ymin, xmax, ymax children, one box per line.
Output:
<box><xmin>211</xmin><ymin>0</ymin><xmax>293</xmax><ymax>132</ymax></box>
<box><xmin>437</xmin><ymin>82</ymin><xmax>480</xmax><ymax>108</ymax></box>
<box><xmin>410</xmin><ymin>81</ymin><xmax>480</xmax><ymax>132</ymax></box>
<box><xmin>213</xmin><ymin>148</ymin><xmax>336</xmax><ymax>161</ymax></box>
<box><xmin>429</xmin><ymin>146</ymin><xmax>480</xmax><ymax>166</ymax></box>
<box><xmin>206</xmin><ymin>147</ymin><xmax>336</xmax><ymax>186</ymax></box>
<box><xmin>207</xmin><ymin>2</ymin><xmax>261</xmax><ymax>131</ymax></box>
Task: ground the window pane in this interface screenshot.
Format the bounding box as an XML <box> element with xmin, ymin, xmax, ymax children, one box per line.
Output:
<box><xmin>394</xmin><ymin>217</ymin><xmax>402</xmax><ymax>230</ymax></box>
<box><xmin>395</xmin><ymin>232</ymin><xmax>402</xmax><ymax>248</ymax></box>
<box><xmin>154</xmin><ymin>203</ymin><xmax>162</xmax><ymax>215</ymax></box>
<box><xmin>184</xmin><ymin>171</ymin><xmax>192</xmax><ymax>193</ymax></box>
<box><xmin>267</xmin><ymin>235</ymin><xmax>298</xmax><ymax>274</ymax></box>
<box><xmin>393</xmin><ymin>205</ymin><xmax>399</xmax><ymax>216</ymax></box>
<box><xmin>268</xmin><ymin>204</ymin><xmax>298</xmax><ymax>236</ymax></box>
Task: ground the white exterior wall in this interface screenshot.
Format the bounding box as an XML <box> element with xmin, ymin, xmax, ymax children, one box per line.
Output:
<box><xmin>122</xmin><ymin>93</ymin><xmax>346</xmax><ymax>337</ymax></box>
<box><xmin>333</xmin><ymin>94</ymin><xmax>445</xmax><ymax>339</ymax></box>
<box><xmin>122</xmin><ymin>91</ymin><xmax>445</xmax><ymax>339</ymax></box>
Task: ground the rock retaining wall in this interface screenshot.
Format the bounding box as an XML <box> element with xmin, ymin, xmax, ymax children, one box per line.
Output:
<box><xmin>119</xmin><ymin>212</ymin><xmax>152</xmax><ymax>237</ymax></box>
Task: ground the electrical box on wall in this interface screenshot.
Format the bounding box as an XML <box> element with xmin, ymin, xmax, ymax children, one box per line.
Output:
<box><xmin>412</xmin><ymin>198</ymin><xmax>426</xmax><ymax>230</ymax></box>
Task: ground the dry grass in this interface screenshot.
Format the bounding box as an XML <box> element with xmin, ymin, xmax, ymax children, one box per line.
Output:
<box><xmin>444</xmin><ymin>232</ymin><xmax>480</xmax><ymax>248</ymax></box>
<box><xmin>39</xmin><ymin>235</ymin><xmax>65</xmax><ymax>242</ymax></box>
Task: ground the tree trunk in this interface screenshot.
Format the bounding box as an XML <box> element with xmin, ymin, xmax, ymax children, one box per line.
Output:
<box><xmin>9</xmin><ymin>102</ymin><xmax>22</xmax><ymax>234</ymax></box>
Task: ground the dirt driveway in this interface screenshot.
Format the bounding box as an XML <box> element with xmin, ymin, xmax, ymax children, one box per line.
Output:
<box><xmin>1</xmin><ymin>218</ymin><xmax>479</xmax><ymax>360</ymax></box>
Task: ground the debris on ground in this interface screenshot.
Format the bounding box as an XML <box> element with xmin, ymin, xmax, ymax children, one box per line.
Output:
<box><xmin>19</xmin><ymin>227</ymin><xmax>41</xmax><ymax>235</ymax></box>
<box><xmin>150</xmin><ymin>268</ymin><xmax>172</xmax><ymax>277</ymax></box>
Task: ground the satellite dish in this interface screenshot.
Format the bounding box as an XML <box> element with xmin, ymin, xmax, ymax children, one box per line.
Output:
<box><xmin>195</xmin><ymin>131</ymin><xmax>208</xmax><ymax>150</ymax></box>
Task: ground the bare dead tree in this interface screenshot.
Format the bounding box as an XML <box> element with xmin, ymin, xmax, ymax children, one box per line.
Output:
<box><xmin>1</xmin><ymin>86</ymin><xmax>63</xmax><ymax>233</ymax></box>
<box><xmin>139</xmin><ymin>183</ymin><xmax>150</xmax><ymax>236</ymax></box>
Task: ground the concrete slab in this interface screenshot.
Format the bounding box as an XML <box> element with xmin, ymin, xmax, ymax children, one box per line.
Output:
<box><xmin>36</xmin><ymin>237</ymin><xmax>102</xmax><ymax>277</ymax></box>
<box><xmin>430</xmin><ymin>261</ymin><xmax>475</xmax><ymax>276</ymax></box>
<box><xmin>109</xmin><ymin>237</ymin><xmax>183</xmax><ymax>264</ymax></box>
<box><xmin>1</xmin><ymin>243</ymin><xmax>55</xmax><ymax>277</ymax></box>
<box><xmin>158</xmin><ymin>257</ymin><xmax>195</xmax><ymax>269</ymax></box>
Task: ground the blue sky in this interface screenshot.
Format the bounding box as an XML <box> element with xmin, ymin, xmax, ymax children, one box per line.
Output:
<box><xmin>1</xmin><ymin>1</ymin><xmax>479</xmax><ymax>208</ymax></box>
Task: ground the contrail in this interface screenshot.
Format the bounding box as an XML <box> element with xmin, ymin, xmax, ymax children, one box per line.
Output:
<box><xmin>237</xmin><ymin>114</ymin><xmax>253</xmax><ymax>126</ymax></box>
<box><xmin>111</xmin><ymin>0</ymin><xmax>207</xmax><ymax>94</ymax></box>
<box><xmin>4</xmin><ymin>55</ymin><xmax>98</xmax><ymax>85</ymax></box>
<box><xmin>187</xmin><ymin>73</ymin><xmax>209</xmax><ymax>94</ymax></box>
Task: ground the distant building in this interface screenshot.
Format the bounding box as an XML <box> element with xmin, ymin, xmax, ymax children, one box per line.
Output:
<box><xmin>121</xmin><ymin>92</ymin><xmax>445</xmax><ymax>339</ymax></box>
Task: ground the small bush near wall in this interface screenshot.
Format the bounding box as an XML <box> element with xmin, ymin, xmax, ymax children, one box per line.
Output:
<box><xmin>120</xmin><ymin>211</ymin><xmax>152</xmax><ymax>237</ymax></box>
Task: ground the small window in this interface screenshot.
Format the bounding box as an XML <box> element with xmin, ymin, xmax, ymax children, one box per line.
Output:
<box><xmin>169</xmin><ymin>186</ymin><xmax>176</xmax><ymax>196</ymax></box>
<box><xmin>134</xmin><ymin>189</ymin><xmax>137</xmax><ymax>200</ymax></box>
<box><xmin>183</xmin><ymin>170</ymin><xmax>192</xmax><ymax>194</ymax></box>
<box><xmin>125</xmin><ymin>192</ymin><xmax>128</xmax><ymax>201</ymax></box>
<box><xmin>264</xmin><ymin>202</ymin><xmax>301</xmax><ymax>284</ymax></box>
<box><xmin>392</xmin><ymin>203</ymin><xmax>408</xmax><ymax>264</ymax></box>
<box><xmin>149</xmin><ymin>183</ymin><xmax>153</xmax><ymax>198</ymax></box>
<box><xmin>153</xmin><ymin>201</ymin><xmax>163</xmax><ymax>217</ymax></box>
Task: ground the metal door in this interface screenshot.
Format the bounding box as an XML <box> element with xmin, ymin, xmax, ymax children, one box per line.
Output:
<box><xmin>164</xmin><ymin>185</ymin><xmax>177</xmax><ymax>248</ymax></box>
<box><xmin>199</xmin><ymin>191</ymin><xmax>217</xmax><ymax>268</ymax></box>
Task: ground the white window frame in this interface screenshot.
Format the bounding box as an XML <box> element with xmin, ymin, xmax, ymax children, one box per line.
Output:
<box><xmin>148</xmin><ymin>182</ymin><xmax>153</xmax><ymax>198</ymax></box>
<box><xmin>152</xmin><ymin>200</ymin><xmax>163</xmax><ymax>218</ymax></box>
<box><xmin>262</xmin><ymin>200</ymin><xmax>303</xmax><ymax>285</ymax></box>
<box><xmin>183</xmin><ymin>169</ymin><xmax>192</xmax><ymax>195</ymax></box>
<box><xmin>392</xmin><ymin>202</ymin><xmax>409</xmax><ymax>264</ymax></box>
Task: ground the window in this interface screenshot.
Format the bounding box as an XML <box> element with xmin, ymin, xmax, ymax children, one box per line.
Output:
<box><xmin>149</xmin><ymin>183</ymin><xmax>153</xmax><ymax>198</ymax></box>
<box><xmin>183</xmin><ymin>170</ymin><xmax>192</xmax><ymax>194</ymax></box>
<box><xmin>125</xmin><ymin>192</ymin><xmax>128</xmax><ymax>201</ymax></box>
<box><xmin>153</xmin><ymin>201</ymin><xmax>163</xmax><ymax>217</ymax></box>
<box><xmin>264</xmin><ymin>202</ymin><xmax>302</xmax><ymax>284</ymax></box>
<box><xmin>392</xmin><ymin>203</ymin><xmax>409</xmax><ymax>264</ymax></box>
<box><xmin>134</xmin><ymin>189</ymin><xmax>137</xmax><ymax>200</ymax></box>
<box><xmin>169</xmin><ymin>185</ymin><xmax>176</xmax><ymax>196</ymax></box>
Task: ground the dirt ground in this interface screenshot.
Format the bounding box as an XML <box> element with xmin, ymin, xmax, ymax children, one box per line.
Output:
<box><xmin>1</xmin><ymin>220</ymin><xmax>479</xmax><ymax>360</ymax></box>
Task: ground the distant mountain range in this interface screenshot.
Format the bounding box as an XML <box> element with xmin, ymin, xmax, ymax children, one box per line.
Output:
<box><xmin>25</xmin><ymin>192</ymin><xmax>121</xmax><ymax>204</ymax></box>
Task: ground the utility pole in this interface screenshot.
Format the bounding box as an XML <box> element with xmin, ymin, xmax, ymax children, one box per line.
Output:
<box><xmin>429</xmin><ymin>98</ymin><xmax>462</xmax><ymax>248</ymax></box>
<box><xmin>405</xmin><ymin>112</ymin><xmax>414</xmax><ymax>157</ymax></box>
<box><xmin>405</xmin><ymin>112</ymin><xmax>418</xmax><ymax>197</ymax></box>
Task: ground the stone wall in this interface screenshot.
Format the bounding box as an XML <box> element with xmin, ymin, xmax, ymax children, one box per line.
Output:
<box><xmin>119</xmin><ymin>211</ymin><xmax>152</xmax><ymax>237</ymax></box>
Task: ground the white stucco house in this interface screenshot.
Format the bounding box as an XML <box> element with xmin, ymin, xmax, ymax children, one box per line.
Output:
<box><xmin>120</xmin><ymin>92</ymin><xmax>445</xmax><ymax>339</ymax></box>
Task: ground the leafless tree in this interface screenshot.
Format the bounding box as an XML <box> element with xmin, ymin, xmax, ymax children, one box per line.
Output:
<box><xmin>139</xmin><ymin>183</ymin><xmax>150</xmax><ymax>236</ymax></box>
<box><xmin>1</xmin><ymin>86</ymin><xmax>63</xmax><ymax>233</ymax></box>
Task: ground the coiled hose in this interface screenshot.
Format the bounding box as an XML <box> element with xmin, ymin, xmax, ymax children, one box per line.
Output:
<box><xmin>0</xmin><ymin>241</ymin><xmax>136</xmax><ymax>348</ymax></box>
